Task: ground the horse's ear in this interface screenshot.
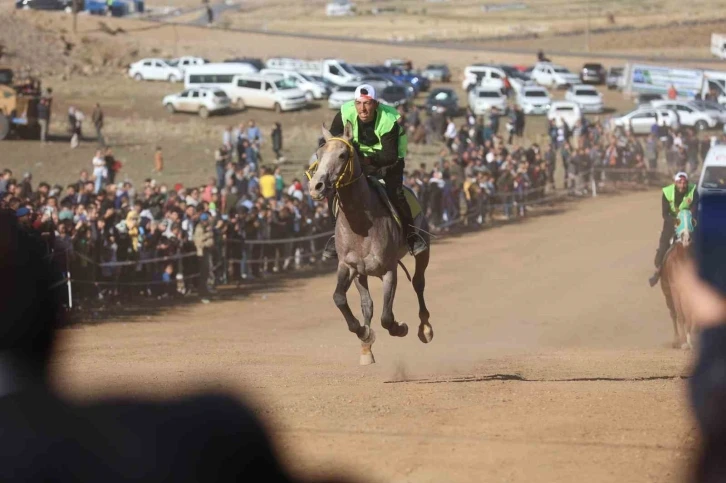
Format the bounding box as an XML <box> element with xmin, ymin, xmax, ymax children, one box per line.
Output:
<box><xmin>321</xmin><ymin>124</ymin><xmax>333</xmax><ymax>142</ymax></box>
<box><xmin>343</xmin><ymin>121</ymin><xmax>354</xmax><ymax>141</ymax></box>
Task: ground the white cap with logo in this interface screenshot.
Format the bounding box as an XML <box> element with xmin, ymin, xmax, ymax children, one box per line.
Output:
<box><xmin>674</xmin><ymin>171</ymin><xmax>689</xmax><ymax>181</ymax></box>
<box><xmin>354</xmin><ymin>84</ymin><xmax>377</xmax><ymax>101</ymax></box>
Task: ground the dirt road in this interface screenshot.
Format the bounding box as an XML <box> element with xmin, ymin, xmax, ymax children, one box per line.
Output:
<box><xmin>53</xmin><ymin>189</ymin><xmax>696</xmax><ymax>483</ymax></box>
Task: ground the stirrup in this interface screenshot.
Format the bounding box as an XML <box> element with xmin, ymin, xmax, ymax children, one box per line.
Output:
<box><xmin>407</xmin><ymin>231</ymin><xmax>428</xmax><ymax>256</ymax></box>
<box><xmin>322</xmin><ymin>236</ymin><xmax>337</xmax><ymax>260</ymax></box>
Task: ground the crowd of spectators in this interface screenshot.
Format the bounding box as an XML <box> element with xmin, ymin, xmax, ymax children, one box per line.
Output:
<box><xmin>1</xmin><ymin>101</ymin><xmax>718</xmax><ymax>306</ymax></box>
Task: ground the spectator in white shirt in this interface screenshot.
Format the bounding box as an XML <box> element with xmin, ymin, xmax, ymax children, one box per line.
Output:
<box><xmin>92</xmin><ymin>150</ymin><xmax>107</xmax><ymax>194</ymax></box>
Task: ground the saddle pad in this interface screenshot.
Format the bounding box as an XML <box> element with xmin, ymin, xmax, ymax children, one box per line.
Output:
<box><xmin>333</xmin><ymin>177</ymin><xmax>422</xmax><ymax>229</ymax></box>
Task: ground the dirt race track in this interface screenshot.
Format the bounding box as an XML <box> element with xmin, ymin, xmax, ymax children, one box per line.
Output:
<box><xmin>53</xmin><ymin>189</ymin><xmax>697</xmax><ymax>483</ymax></box>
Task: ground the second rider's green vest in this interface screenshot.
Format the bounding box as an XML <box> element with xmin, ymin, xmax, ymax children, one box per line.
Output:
<box><xmin>340</xmin><ymin>100</ymin><xmax>407</xmax><ymax>160</ymax></box>
<box><xmin>662</xmin><ymin>183</ymin><xmax>697</xmax><ymax>216</ymax></box>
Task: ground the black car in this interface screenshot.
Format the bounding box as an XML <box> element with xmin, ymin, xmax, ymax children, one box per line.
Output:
<box><xmin>379</xmin><ymin>85</ymin><xmax>409</xmax><ymax>108</ymax></box>
<box><xmin>580</xmin><ymin>63</ymin><xmax>606</xmax><ymax>85</ymax></box>
<box><xmin>223</xmin><ymin>57</ymin><xmax>265</xmax><ymax>71</ymax></box>
<box><xmin>426</xmin><ymin>88</ymin><xmax>459</xmax><ymax>117</ymax></box>
<box><xmin>16</xmin><ymin>0</ymin><xmax>73</xmax><ymax>9</ymax></box>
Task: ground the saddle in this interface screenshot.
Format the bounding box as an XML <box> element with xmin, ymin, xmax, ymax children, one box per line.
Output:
<box><xmin>332</xmin><ymin>176</ymin><xmax>422</xmax><ymax>230</ymax></box>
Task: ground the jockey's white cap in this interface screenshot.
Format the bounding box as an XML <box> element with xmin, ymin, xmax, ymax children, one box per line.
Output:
<box><xmin>355</xmin><ymin>84</ymin><xmax>377</xmax><ymax>101</ymax></box>
<box><xmin>674</xmin><ymin>171</ymin><xmax>688</xmax><ymax>181</ymax></box>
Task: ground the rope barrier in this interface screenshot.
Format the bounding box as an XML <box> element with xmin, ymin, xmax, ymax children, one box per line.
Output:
<box><xmin>48</xmin><ymin>165</ymin><xmax>663</xmax><ymax>305</ymax></box>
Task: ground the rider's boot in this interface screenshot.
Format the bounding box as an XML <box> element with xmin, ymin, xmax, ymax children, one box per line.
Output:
<box><xmin>648</xmin><ymin>246</ymin><xmax>666</xmax><ymax>287</ymax></box>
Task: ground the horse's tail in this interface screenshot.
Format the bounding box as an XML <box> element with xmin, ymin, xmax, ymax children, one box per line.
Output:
<box><xmin>397</xmin><ymin>260</ymin><xmax>412</xmax><ymax>282</ymax></box>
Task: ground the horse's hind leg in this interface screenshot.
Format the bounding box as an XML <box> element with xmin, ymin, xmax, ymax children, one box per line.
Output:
<box><xmin>413</xmin><ymin>249</ymin><xmax>433</xmax><ymax>344</ymax></box>
<box><xmin>354</xmin><ymin>276</ymin><xmax>376</xmax><ymax>365</ymax></box>
<box><xmin>381</xmin><ymin>269</ymin><xmax>408</xmax><ymax>338</ymax></box>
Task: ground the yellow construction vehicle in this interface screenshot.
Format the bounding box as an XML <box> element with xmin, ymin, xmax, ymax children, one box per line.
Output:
<box><xmin>0</xmin><ymin>66</ymin><xmax>41</xmax><ymax>140</ymax></box>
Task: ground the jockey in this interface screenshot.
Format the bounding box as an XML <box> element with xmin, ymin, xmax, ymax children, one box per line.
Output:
<box><xmin>321</xmin><ymin>84</ymin><xmax>428</xmax><ymax>259</ymax></box>
<box><xmin>649</xmin><ymin>171</ymin><xmax>699</xmax><ymax>287</ymax></box>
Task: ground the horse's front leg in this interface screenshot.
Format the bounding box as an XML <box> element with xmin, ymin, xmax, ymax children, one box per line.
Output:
<box><xmin>381</xmin><ymin>269</ymin><xmax>408</xmax><ymax>337</ymax></box>
<box><xmin>333</xmin><ymin>264</ymin><xmax>375</xmax><ymax>365</ymax></box>
<box><xmin>354</xmin><ymin>275</ymin><xmax>376</xmax><ymax>365</ymax></box>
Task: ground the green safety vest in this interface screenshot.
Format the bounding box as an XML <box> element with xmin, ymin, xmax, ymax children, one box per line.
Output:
<box><xmin>662</xmin><ymin>183</ymin><xmax>697</xmax><ymax>216</ymax></box>
<box><xmin>340</xmin><ymin>100</ymin><xmax>407</xmax><ymax>160</ymax></box>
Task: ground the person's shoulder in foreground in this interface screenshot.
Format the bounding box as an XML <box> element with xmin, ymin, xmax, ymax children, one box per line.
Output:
<box><xmin>0</xmin><ymin>210</ymin><xmax>359</xmax><ymax>483</ymax></box>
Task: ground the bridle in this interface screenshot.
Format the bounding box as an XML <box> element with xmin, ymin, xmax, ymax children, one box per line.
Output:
<box><xmin>305</xmin><ymin>137</ymin><xmax>363</xmax><ymax>190</ymax></box>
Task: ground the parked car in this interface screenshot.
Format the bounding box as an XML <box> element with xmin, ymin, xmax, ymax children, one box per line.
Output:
<box><xmin>389</xmin><ymin>69</ymin><xmax>428</xmax><ymax>93</ymax></box>
<box><xmin>16</xmin><ymin>0</ymin><xmax>71</xmax><ymax>10</ymax></box>
<box><xmin>358</xmin><ymin>75</ymin><xmax>399</xmax><ymax>94</ymax></box>
<box><xmin>698</xmin><ymin>145</ymin><xmax>726</xmax><ymax>195</ymax></box>
<box><xmin>516</xmin><ymin>85</ymin><xmax>551</xmax><ymax>115</ymax></box>
<box><xmin>379</xmin><ymin>85</ymin><xmax>409</xmax><ymax>108</ymax></box>
<box><xmin>162</xmin><ymin>87</ymin><xmax>231</xmax><ymax>118</ymax></box>
<box><xmin>651</xmin><ymin>100</ymin><xmax>719</xmax><ymax>130</ymax></box>
<box><xmin>328</xmin><ymin>82</ymin><xmax>358</xmax><ymax>109</ymax></box>
<box><xmin>606</xmin><ymin>66</ymin><xmax>624</xmax><ymax>90</ymax></box>
<box><xmin>260</xmin><ymin>69</ymin><xmax>330</xmax><ymax>101</ymax></box>
<box><xmin>636</xmin><ymin>93</ymin><xmax>664</xmax><ymax>106</ymax></box>
<box><xmin>462</xmin><ymin>65</ymin><xmax>510</xmax><ymax>92</ymax></box>
<box><xmin>129</xmin><ymin>58</ymin><xmax>184</xmax><ymax>83</ymax></box>
<box><xmin>580</xmin><ymin>63</ymin><xmax>606</xmax><ymax>84</ymax></box>
<box><xmin>425</xmin><ymin>87</ymin><xmax>459</xmax><ymax>117</ymax></box>
<box><xmin>564</xmin><ymin>84</ymin><xmax>604</xmax><ymax>113</ymax></box>
<box><xmin>497</xmin><ymin>64</ymin><xmax>532</xmax><ymax>86</ymax></box>
<box><xmin>351</xmin><ymin>64</ymin><xmax>375</xmax><ymax>75</ymax></box>
<box><xmin>421</xmin><ymin>64</ymin><xmax>451</xmax><ymax>82</ymax></box>
<box><xmin>169</xmin><ymin>56</ymin><xmax>208</xmax><ymax>71</ymax></box>
<box><xmin>530</xmin><ymin>62</ymin><xmax>580</xmax><ymax>89</ymax></box>
<box><xmin>610</xmin><ymin>107</ymin><xmax>680</xmax><ymax>135</ymax></box>
<box><xmin>690</xmin><ymin>99</ymin><xmax>726</xmax><ymax>124</ymax></box>
<box><xmin>223</xmin><ymin>57</ymin><xmax>265</xmax><ymax>71</ymax></box>
<box><xmin>468</xmin><ymin>87</ymin><xmax>507</xmax><ymax>115</ymax></box>
<box><xmin>227</xmin><ymin>74</ymin><xmax>307</xmax><ymax>112</ymax></box>
<box><xmin>547</xmin><ymin>101</ymin><xmax>582</xmax><ymax>129</ymax></box>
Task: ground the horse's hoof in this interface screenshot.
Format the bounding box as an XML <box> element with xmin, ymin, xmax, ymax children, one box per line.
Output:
<box><xmin>418</xmin><ymin>323</ymin><xmax>434</xmax><ymax>344</ymax></box>
<box><xmin>360</xmin><ymin>352</ymin><xmax>375</xmax><ymax>365</ymax></box>
<box><xmin>681</xmin><ymin>342</ymin><xmax>691</xmax><ymax>351</ymax></box>
<box><xmin>672</xmin><ymin>341</ymin><xmax>681</xmax><ymax>349</ymax></box>
<box><xmin>389</xmin><ymin>323</ymin><xmax>408</xmax><ymax>337</ymax></box>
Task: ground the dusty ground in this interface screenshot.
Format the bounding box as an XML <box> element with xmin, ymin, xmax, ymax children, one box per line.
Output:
<box><xmin>53</xmin><ymin>189</ymin><xmax>698</xmax><ymax>483</ymax></box>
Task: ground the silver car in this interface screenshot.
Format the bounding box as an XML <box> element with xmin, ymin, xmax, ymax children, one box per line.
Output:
<box><xmin>421</xmin><ymin>64</ymin><xmax>451</xmax><ymax>82</ymax></box>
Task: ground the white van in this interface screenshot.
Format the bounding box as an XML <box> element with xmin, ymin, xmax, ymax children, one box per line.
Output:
<box><xmin>265</xmin><ymin>58</ymin><xmax>359</xmax><ymax>86</ymax></box>
<box><xmin>184</xmin><ymin>62</ymin><xmax>259</xmax><ymax>93</ymax></box>
<box><xmin>228</xmin><ymin>74</ymin><xmax>307</xmax><ymax>112</ymax></box>
<box><xmin>698</xmin><ymin>144</ymin><xmax>726</xmax><ymax>195</ymax></box>
<box><xmin>259</xmin><ymin>69</ymin><xmax>330</xmax><ymax>101</ymax></box>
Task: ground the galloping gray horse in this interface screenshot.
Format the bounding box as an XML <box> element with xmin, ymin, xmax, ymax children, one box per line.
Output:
<box><xmin>308</xmin><ymin>123</ymin><xmax>434</xmax><ymax>365</ymax></box>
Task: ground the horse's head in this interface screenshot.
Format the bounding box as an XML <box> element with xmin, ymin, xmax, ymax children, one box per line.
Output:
<box><xmin>675</xmin><ymin>209</ymin><xmax>696</xmax><ymax>247</ymax></box>
<box><xmin>308</xmin><ymin>122</ymin><xmax>358</xmax><ymax>201</ymax></box>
